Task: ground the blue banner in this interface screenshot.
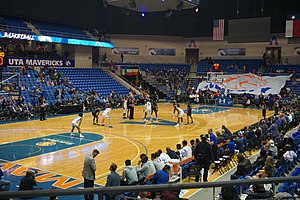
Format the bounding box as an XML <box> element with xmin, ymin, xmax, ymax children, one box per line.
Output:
<box><xmin>149</xmin><ymin>48</ymin><xmax>176</xmax><ymax>56</ymax></box>
<box><xmin>0</xmin><ymin>32</ymin><xmax>114</xmax><ymax>48</ymax></box>
<box><xmin>112</xmin><ymin>48</ymin><xmax>139</xmax><ymax>55</ymax></box>
<box><xmin>218</xmin><ymin>48</ymin><xmax>246</xmax><ymax>56</ymax></box>
<box><xmin>216</xmin><ymin>94</ymin><xmax>233</xmax><ymax>106</ymax></box>
<box><xmin>6</xmin><ymin>57</ymin><xmax>75</xmax><ymax>67</ymax></box>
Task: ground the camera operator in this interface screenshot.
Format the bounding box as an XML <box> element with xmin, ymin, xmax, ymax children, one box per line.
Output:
<box><xmin>19</xmin><ymin>170</ymin><xmax>42</xmax><ymax>191</ymax></box>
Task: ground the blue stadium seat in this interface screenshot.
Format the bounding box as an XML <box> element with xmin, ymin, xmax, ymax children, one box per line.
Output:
<box><xmin>56</xmin><ymin>68</ymin><xmax>129</xmax><ymax>97</ymax></box>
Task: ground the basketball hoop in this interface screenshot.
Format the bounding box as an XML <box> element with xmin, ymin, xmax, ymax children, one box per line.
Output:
<box><xmin>206</xmin><ymin>72</ymin><xmax>224</xmax><ymax>84</ymax></box>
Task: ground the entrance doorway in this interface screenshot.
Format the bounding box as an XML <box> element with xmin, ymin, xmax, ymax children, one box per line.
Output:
<box><xmin>265</xmin><ymin>47</ymin><xmax>281</xmax><ymax>64</ymax></box>
<box><xmin>185</xmin><ymin>48</ymin><xmax>199</xmax><ymax>65</ymax></box>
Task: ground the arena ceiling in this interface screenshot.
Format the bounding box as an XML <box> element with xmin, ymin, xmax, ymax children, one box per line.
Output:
<box><xmin>106</xmin><ymin>0</ymin><xmax>198</xmax><ymax>12</ymax></box>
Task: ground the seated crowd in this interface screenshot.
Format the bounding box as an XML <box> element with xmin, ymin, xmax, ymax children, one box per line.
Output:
<box><xmin>220</xmin><ymin>99</ymin><xmax>300</xmax><ymax>199</ymax></box>
<box><xmin>0</xmin><ymin>66</ymin><xmax>78</xmax><ymax>121</ymax></box>
<box><xmin>144</xmin><ymin>67</ymin><xmax>188</xmax><ymax>92</ymax></box>
<box><xmin>0</xmin><ymin>66</ymin><xmax>149</xmax><ymax>122</ymax></box>
<box><xmin>94</xmin><ymin>97</ymin><xmax>300</xmax><ymax>199</ymax></box>
<box><xmin>3</xmin><ymin>42</ymin><xmax>63</xmax><ymax>59</ymax></box>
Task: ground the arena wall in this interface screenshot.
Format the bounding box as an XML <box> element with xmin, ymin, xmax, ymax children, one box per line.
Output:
<box><xmin>74</xmin><ymin>46</ymin><xmax>92</xmax><ymax>67</ymax></box>
<box><xmin>101</xmin><ymin>34</ymin><xmax>300</xmax><ymax>64</ymax></box>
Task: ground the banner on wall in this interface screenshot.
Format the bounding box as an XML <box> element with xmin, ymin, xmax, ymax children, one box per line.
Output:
<box><xmin>0</xmin><ymin>31</ymin><xmax>114</xmax><ymax>48</ymax></box>
<box><xmin>294</xmin><ymin>47</ymin><xmax>300</xmax><ymax>55</ymax></box>
<box><xmin>149</xmin><ymin>48</ymin><xmax>176</xmax><ymax>56</ymax></box>
<box><xmin>6</xmin><ymin>57</ymin><xmax>75</xmax><ymax>67</ymax></box>
<box><xmin>112</xmin><ymin>48</ymin><xmax>139</xmax><ymax>55</ymax></box>
<box><xmin>217</xmin><ymin>94</ymin><xmax>233</xmax><ymax>106</ymax></box>
<box><xmin>115</xmin><ymin>65</ymin><xmax>139</xmax><ymax>76</ymax></box>
<box><xmin>217</xmin><ymin>48</ymin><xmax>246</xmax><ymax>56</ymax></box>
<box><xmin>197</xmin><ymin>73</ymin><xmax>291</xmax><ymax>95</ymax></box>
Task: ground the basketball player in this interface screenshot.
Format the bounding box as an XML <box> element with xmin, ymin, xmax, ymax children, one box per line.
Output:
<box><xmin>176</xmin><ymin>144</ymin><xmax>187</xmax><ymax>161</ymax></box>
<box><xmin>39</xmin><ymin>97</ymin><xmax>48</xmax><ymax>121</ymax></box>
<box><xmin>172</xmin><ymin>101</ymin><xmax>177</xmax><ymax>115</ymax></box>
<box><xmin>101</xmin><ymin>104</ymin><xmax>112</xmax><ymax>128</ymax></box>
<box><xmin>186</xmin><ymin>102</ymin><xmax>193</xmax><ymax>124</ymax></box>
<box><xmin>151</xmin><ymin>100</ymin><xmax>158</xmax><ymax>121</ymax></box>
<box><xmin>175</xmin><ymin>104</ymin><xmax>184</xmax><ymax>127</ymax></box>
<box><xmin>123</xmin><ymin>96</ymin><xmax>128</xmax><ymax>119</ymax></box>
<box><xmin>92</xmin><ymin>108</ymin><xmax>101</xmax><ymax>125</ymax></box>
<box><xmin>262</xmin><ymin>100</ymin><xmax>267</xmax><ymax>120</ymax></box>
<box><xmin>70</xmin><ymin>113</ymin><xmax>84</xmax><ymax>138</ymax></box>
<box><xmin>143</xmin><ymin>99</ymin><xmax>152</xmax><ymax>122</ymax></box>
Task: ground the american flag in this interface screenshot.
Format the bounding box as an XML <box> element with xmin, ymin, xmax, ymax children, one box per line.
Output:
<box><xmin>213</xmin><ymin>19</ymin><xmax>225</xmax><ymax>41</ymax></box>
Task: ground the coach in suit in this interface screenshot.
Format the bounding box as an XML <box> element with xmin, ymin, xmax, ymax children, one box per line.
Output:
<box><xmin>194</xmin><ymin>135</ymin><xmax>213</xmax><ymax>182</ymax></box>
<box><xmin>129</xmin><ymin>97</ymin><xmax>135</xmax><ymax>119</ymax></box>
<box><xmin>82</xmin><ymin>149</ymin><xmax>99</xmax><ymax>200</ymax></box>
<box><xmin>39</xmin><ymin>97</ymin><xmax>48</xmax><ymax>121</ymax></box>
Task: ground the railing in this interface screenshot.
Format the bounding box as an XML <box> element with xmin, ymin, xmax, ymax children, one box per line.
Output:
<box><xmin>5</xmin><ymin>53</ymin><xmax>64</xmax><ymax>59</ymax></box>
<box><xmin>106</xmin><ymin>67</ymin><xmax>139</xmax><ymax>93</ymax></box>
<box><xmin>38</xmin><ymin>28</ymin><xmax>91</xmax><ymax>40</ymax></box>
<box><xmin>0</xmin><ymin>176</ymin><xmax>299</xmax><ymax>199</ymax></box>
<box><xmin>0</xmin><ymin>24</ymin><xmax>32</xmax><ymax>34</ymax></box>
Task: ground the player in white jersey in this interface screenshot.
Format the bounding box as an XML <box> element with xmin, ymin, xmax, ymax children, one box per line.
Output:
<box><xmin>123</xmin><ymin>97</ymin><xmax>128</xmax><ymax>119</ymax></box>
<box><xmin>175</xmin><ymin>104</ymin><xmax>184</xmax><ymax>127</ymax></box>
<box><xmin>143</xmin><ymin>99</ymin><xmax>152</xmax><ymax>122</ymax></box>
<box><xmin>70</xmin><ymin>113</ymin><xmax>84</xmax><ymax>138</ymax></box>
<box><xmin>176</xmin><ymin>144</ymin><xmax>187</xmax><ymax>161</ymax></box>
<box><xmin>101</xmin><ymin>105</ymin><xmax>112</xmax><ymax>128</ymax></box>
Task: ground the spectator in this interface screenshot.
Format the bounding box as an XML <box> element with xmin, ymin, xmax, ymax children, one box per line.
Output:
<box><xmin>235</xmin><ymin>132</ymin><xmax>245</xmax><ymax>153</ymax></box>
<box><xmin>0</xmin><ymin>166</ymin><xmax>11</xmax><ymax>191</ymax></box>
<box><xmin>222</xmin><ymin>125</ymin><xmax>232</xmax><ymax>139</ymax></box>
<box><xmin>19</xmin><ymin>170</ymin><xmax>41</xmax><ymax>191</ymax></box>
<box><xmin>208</xmin><ymin>128</ymin><xmax>218</xmax><ymax>161</ymax></box>
<box><xmin>230</xmin><ymin>153</ymin><xmax>252</xmax><ymax>180</ymax></box>
<box><xmin>220</xmin><ymin>186</ymin><xmax>240</xmax><ymax>200</ymax></box>
<box><xmin>283</xmin><ymin>144</ymin><xmax>297</xmax><ymax>162</ymax></box>
<box><xmin>137</xmin><ymin>155</ymin><xmax>156</xmax><ymax>183</ymax></box>
<box><xmin>121</xmin><ymin>159</ymin><xmax>138</xmax><ymax>185</ymax></box>
<box><xmin>151</xmin><ymin>153</ymin><xmax>164</xmax><ymax>171</ymax></box>
<box><xmin>276</xmin><ymin>150</ymin><xmax>286</xmax><ymax>168</ymax></box>
<box><xmin>245</xmin><ymin>184</ymin><xmax>273</xmax><ymax>199</ymax></box>
<box><xmin>227</xmin><ymin>136</ymin><xmax>236</xmax><ymax>153</ymax></box>
<box><xmin>105</xmin><ymin>163</ymin><xmax>120</xmax><ymax>200</ymax></box>
<box><xmin>182</xmin><ymin>140</ymin><xmax>192</xmax><ymax>158</ymax></box>
<box><xmin>269</xmin><ymin>140</ymin><xmax>278</xmax><ymax>154</ymax></box>
<box><xmin>153</xmin><ymin>165</ymin><xmax>171</xmax><ymax>184</ymax></box>
<box><xmin>253</xmin><ymin>150</ymin><xmax>267</xmax><ymax>169</ymax></box>
<box><xmin>166</xmin><ymin>147</ymin><xmax>179</xmax><ymax>160</ymax></box>
<box><xmin>82</xmin><ymin>149</ymin><xmax>99</xmax><ymax>200</ymax></box>
<box><xmin>156</xmin><ymin>150</ymin><xmax>172</xmax><ymax>165</ymax></box>
<box><xmin>190</xmin><ymin>139</ymin><xmax>196</xmax><ymax>153</ymax></box>
<box><xmin>216</xmin><ymin>131</ymin><xmax>225</xmax><ymax>144</ymax></box>
<box><xmin>261</xmin><ymin>155</ymin><xmax>276</xmax><ymax>178</ymax></box>
<box><xmin>194</xmin><ymin>135</ymin><xmax>213</xmax><ymax>182</ymax></box>
<box><xmin>176</xmin><ymin>144</ymin><xmax>187</xmax><ymax>161</ymax></box>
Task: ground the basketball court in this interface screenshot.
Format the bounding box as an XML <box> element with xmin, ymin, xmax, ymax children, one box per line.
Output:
<box><xmin>0</xmin><ymin>103</ymin><xmax>273</xmax><ymax>199</ymax></box>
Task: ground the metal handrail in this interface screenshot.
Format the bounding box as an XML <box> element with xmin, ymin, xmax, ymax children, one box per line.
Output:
<box><xmin>0</xmin><ymin>24</ymin><xmax>32</xmax><ymax>34</ymax></box>
<box><xmin>107</xmin><ymin>67</ymin><xmax>137</xmax><ymax>90</ymax></box>
<box><xmin>0</xmin><ymin>73</ymin><xmax>19</xmax><ymax>84</ymax></box>
<box><xmin>0</xmin><ymin>176</ymin><xmax>299</xmax><ymax>199</ymax></box>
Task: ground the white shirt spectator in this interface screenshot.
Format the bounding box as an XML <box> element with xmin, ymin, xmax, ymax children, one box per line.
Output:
<box><xmin>284</xmin><ymin>150</ymin><xmax>297</xmax><ymax>162</ymax></box>
<box><xmin>182</xmin><ymin>145</ymin><xmax>192</xmax><ymax>158</ymax></box>
<box><xmin>144</xmin><ymin>160</ymin><xmax>156</xmax><ymax>174</ymax></box>
<box><xmin>178</xmin><ymin>149</ymin><xmax>187</xmax><ymax>160</ymax></box>
<box><xmin>152</xmin><ymin>158</ymin><xmax>164</xmax><ymax>171</ymax></box>
<box><xmin>158</xmin><ymin>153</ymin><xmax>171</xmax><ymax>165</ymax></box>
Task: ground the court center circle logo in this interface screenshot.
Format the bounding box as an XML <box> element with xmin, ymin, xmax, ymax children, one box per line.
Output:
<box><xmin>36</xmin><ymin>141</ymin><xmax>56</xmax><ymax>147</ymax></box>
